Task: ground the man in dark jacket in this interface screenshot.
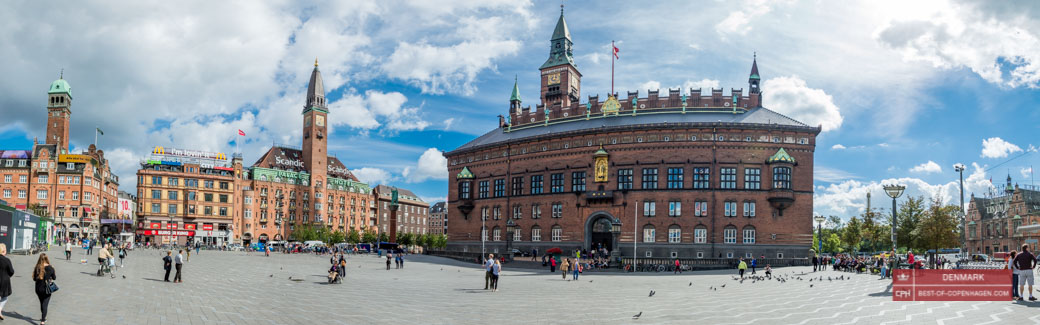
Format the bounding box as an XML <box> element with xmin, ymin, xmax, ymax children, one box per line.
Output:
<box><xmin>812</xmin><ymin>255</ymin><xmax>820</xmax><ymax>272</ymax></box>
<box><xmin>163</xmin><ymin>251</ymin><xmax>173</xmax><ymax>282</ymax></box>
<box><xmin>1014</xmin><ymin>244</ymin><xmax>1037</xmax><ymax>301</ymax></box>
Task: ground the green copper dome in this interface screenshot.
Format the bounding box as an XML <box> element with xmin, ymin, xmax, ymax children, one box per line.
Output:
<box><xmin>48</xmin><ymin>78</ymin><xmax>71</xmax><ymax>96</ymax></box>
<box><xmin>457</xmin><ymin>166</ymin><xmax>475</xmax><ymax>179</ymax></box>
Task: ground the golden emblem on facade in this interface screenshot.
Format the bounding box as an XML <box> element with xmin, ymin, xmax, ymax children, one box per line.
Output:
<box><xmin>600</xmin><ymin>94</ymin><xmax>621</xmax><ymax>115</ymax></box>
<box><xmin>594</xmin><ymin>146</ymin><xmax>609</xmax><ymax>182</ymax></box>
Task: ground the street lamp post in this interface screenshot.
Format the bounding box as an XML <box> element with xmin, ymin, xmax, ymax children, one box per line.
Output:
<box><xmin>814</xmin><ymin>215</ymin><xmax>825</xmax><ymax>254</ymax></box>
<box><xmin>883</xmin><ymin>184</ymin><xmax>906</xmax><ymax>256</ymax></box>
<box><xmin>954</xmin><ymin>164</ymin><xmax>966</xmax><ymax>254</ymax></box>
<box><xmin>506</xmin><ymin>219</ymin><xmax>516</xmax><ymax>262</ymax></box>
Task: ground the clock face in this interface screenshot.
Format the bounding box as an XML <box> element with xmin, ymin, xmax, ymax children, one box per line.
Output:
<box><xmin>547</xmin><ymin>73</ymin><xmax>561</xmax><ymax>85</ymax></box>
<box><xmin>316</xmin><ymin>115</ymin><xmax>325</xmax><ymax>127</ymax></box>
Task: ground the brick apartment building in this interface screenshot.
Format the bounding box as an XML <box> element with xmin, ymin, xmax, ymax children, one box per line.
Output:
<box><xmin>429</xmin><ymin>201</ymin><xmax>447</xmax><ymax>236</ymax></box>
<box><xmin>443</xmin><ymin>9</ymin><xmax>819</xmax><ymax>259</ymax></box>
<box><xmin>373</xmin><ymin>185</ymin><xmax>429</xmax><ymax>235</ymax></box>
<box><xmin>965</xmin><ymin>175</ymin><xmax>1040</xmax><ymax>255</ymax></box>
<box><xmin>0</xmin><ymin>75</ymin><xmax>121</xmax><ymax>241</ymax></box>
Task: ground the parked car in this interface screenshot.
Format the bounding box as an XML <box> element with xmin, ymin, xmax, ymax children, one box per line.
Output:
<box><xmin>511</xmin><ymin>248</ymin><xmax>529</xmax><ymax>257</ymax></box>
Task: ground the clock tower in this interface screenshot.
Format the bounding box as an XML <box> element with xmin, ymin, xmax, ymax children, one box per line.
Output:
<box><xmin>540</xmin><ymin>6</ymin><xmax>581</xmax><ymax>108</ymax></box>
<box><xmin>302</xmin><ymin>59</ymin><xmax>328</xmax><ymax>182</ymax></box>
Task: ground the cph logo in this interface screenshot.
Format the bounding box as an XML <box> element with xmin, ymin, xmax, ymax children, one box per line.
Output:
<box><xmin>897</xmin><ymin>273</ymin><xmax>910</xmax><ymax>281</ymax></box>
<box><xmin>895</xmin><ymin>290</ymin><xmax>911</xmax><ymax>298</ymax></box>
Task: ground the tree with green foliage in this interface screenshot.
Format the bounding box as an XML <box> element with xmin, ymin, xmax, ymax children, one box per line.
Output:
<box><xmin>328</xmin><ymin>230</ymin><xmax>345</xmax><ymax>245</ymax></box>
<box><xmin>378</xmin><ymin>232</ymin><xmax>388</xmax><ymax>243</ymax></box>
<box><xmin>897</xmin><ymin>196</ymin><xmax>927</xmax><ymax>252</ymax></box>
<box><xmin>823</xmin><ymin>233</ymin><xmax>842</xmax><ymax>253</ymax></box>
<box><xmin>841</xmin><ymin>216</ymin><xmax>863</xmax><ymax>253</ymax></box>
<box><xmin>918</xmin><ymin>197</ymin><xmax>961</xmax><ymax>266</ymax></box>
<box><xmin>398</xmin><ymin>233</ymin><xmax>413</xmax><ymax>247</ymax></box>
<box><xmin>347</xmin><ymin>229</ymin><xmax>360</xmax><ymax>244</ymax></box>
<box><xmin>361</xmin><ymin>230</ymin><xmax>377</xmax><ymax>244</ymax></box>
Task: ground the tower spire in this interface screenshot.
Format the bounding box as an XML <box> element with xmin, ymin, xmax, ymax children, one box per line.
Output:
<box><xmin>748</xmin><ymin>53</ymin><xmax>761</xmax><ymax>95</ymax></box>
<box><xmin>305</xmin><ymin>59</ymin><xmax>326</xmax><ymax>111</ymax></box>
<box><xmin>314</xmin><ymin>57</ymin><xmax>319</xmax><ymax>67</ymax></box>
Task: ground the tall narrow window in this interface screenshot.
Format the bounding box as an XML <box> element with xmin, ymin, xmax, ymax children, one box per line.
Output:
<box><xmin>668</xmin><ymin>226</ymin><xmax>682</xmax><ymax>243</ymax></box>
<box><xmin>459</xmin><ymin>181</ymin><xmax>471</xmax><ymax>199</ymax></box>
<box><xmin>643</xmin><ymin>225</ymin><xmax>656</xmax><ymax>243</ymax></box>
<box><xmin>724</xmin><ymin>227</ymin><xmax>737</xmax><ymax>244</ymax></box>
<box><xmin>743</xmin><ymin>202</ymin><xmax>756</xmax><ymax>217</ymax></box>
<box><xmin>550</xmin><ymin>173</ymin><xmax>564</xmax><ymax>193</ymax></box>
<box><xmin>617</xmin><ymin>169</ymin><xmax>633</xmax><ymax>190</ymax></box>
<box><xmin>641</xmin><ymin>168</ymin><xmax>658</xmax><ymax>189</ymax></box>
<box><xmin>493</xmin><ymin>179</ymin><xmax>505</xmax><ymax>197</ymax></box>
<box><xmin>667</xmin><ymin>168</ymin><xmax>684</xmax><ymax>189</ymax></box>
<box><xmin>743</xmin><ymin>227</ymin><xmax>756</xmax><ymax>244</ymax></box>
<box><xmin>694</xmin><ymin>226</ymin><xmax>707</xmax><ymax>243</ymax></box>
<box><xmin>551</xmin><ymin>203</ymin><xmax>562</xmax><ymax>218</ymax></box>
<box><xmin>551</xmin><ymin>226</ymin><xmax>562</xmax><ymax>242</ymax></box>
<box><xmin>744</xmin><ymin>168</ymin><xmax>761</xmax><ymax>189</ymax></box>
<box><xmin>531</xmin><ymin>204</ymin><xmax>542</xmax><ymax>219</ymax></box>
<box><xmin>773</xmin><ymin>167</ymin><xmax>791</xmax><ymax>189</ymax></box>
<box><xmin>571</xmin><ymin>171</ymin><xmax>586</xmax><ymax>192</ymax></box>
<box><xmin>692</xmin><ymin>167</ymin><xmax>710</xmax><ymax>189</ymax></box>
<box><xmin>511</xmin><ymin>177</ymin><xmax>523</xmax><ymax>196</ymax></box>
<box><xmin>720</xmin><ymin>168</ymin><xmax>736</xmax><ymax>189</ymax></box>
<box><xmin>478</xmin><ymin>180</ymin><xmax>489</xmax><ymax>198</ymax></box>
<box><xmin>531</xmin><ymin>175</ymin><xmax>544</xmax><ymax>194</ymax></box>
<box><xmin>643</xmin><ymin>200</ymin><xmax>656</xmax><ymax>217</ymax></box>
<box><xmin>668</xmin><ymin>201</ymin><xmax>682</xmax><ymax>217</ymax></box>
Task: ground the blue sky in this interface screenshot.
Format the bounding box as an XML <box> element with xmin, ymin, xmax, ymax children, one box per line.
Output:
<box><xmin>1</xmin><ymin>0</ymin><xmax>1038</xmax><ymax>219</ymax></box>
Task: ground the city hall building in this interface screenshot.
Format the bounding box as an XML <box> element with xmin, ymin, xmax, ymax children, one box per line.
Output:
<box><xmin>964</xmin><ymin>175</ymin><xmax>1040</xmax><ymax>255</ymax></box>
<box><xmin>0</xmin><ymin>76</ymin><xmax>122</xmax><ymax>241</ymax></box>
<box><xmin>444</xmin><ymin>10</ymin><xmax>819</xmax><ymax>259</ymax></box>
<box><xmin>135</xmin><ymin>61</ymin><xmax>381</xmax><ymax>246</ymax></box>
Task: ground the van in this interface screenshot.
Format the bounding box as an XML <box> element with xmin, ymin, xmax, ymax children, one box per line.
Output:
<box><xmin>304</xmin><ymin>240</ymin><xmax>325</xmax><ymax>248</ymax></box>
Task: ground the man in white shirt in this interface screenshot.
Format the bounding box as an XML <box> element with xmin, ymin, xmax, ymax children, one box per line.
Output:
<box><xmin>484</xmin><ymin>254</ymin><xmax>495</xmax><ymax>290</ymax></box>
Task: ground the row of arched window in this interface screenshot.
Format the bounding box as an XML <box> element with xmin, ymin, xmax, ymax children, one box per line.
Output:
<box><xmin>477</xmin><ymin>225</ymin><xmax>757</xmax><ymax>245</ymax></box>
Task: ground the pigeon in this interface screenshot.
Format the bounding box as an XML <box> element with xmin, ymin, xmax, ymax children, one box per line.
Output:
<box><xmin>122</xmin><ymin>275</ymin><xmax>126</xmax><ymax>279</ymax></box>
<box><xmin>289</xmin><ymin>276</ymin><xmax>293</xmax><ymax>280</ymax></box>
<box><xmin>810</xmin><ymin>284</ymin><xmax>814</xmax><ymax>288</ymax></box>
<box><xmin>721</xmin><ymin>284</ymin><xmax>726</xmax><ymax>288</ymax></box>
<box><xmin>633</xmin><ymin>312</ymin><xmax>642</xmax><ymax>319</ymax></box>
<box><xmin>589</xmin><ymin>280</ymin><xmax>594</xmax><ymax>283</ymax></box>
<box><xmin>270</xmin><ymin>275</ymin><xmax>273</xmax><ymax>277</ymax></box>
<box><xmin>649</xmin><ymin>290</ymin><xmax>655</xmax><ymax>297</ymax></box>
<box><xmin>709</xmin><ymin>286</ymin><xmax>713</xmax><ymax>290</ymax></box>
<box><xmin>688</xmin><ymin>282</ymin><xmax>692</xmax><ymax>286</ymax></box>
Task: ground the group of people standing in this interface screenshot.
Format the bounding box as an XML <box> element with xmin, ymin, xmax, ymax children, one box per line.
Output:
<box><xmin>162</xmin><ymin>250</ymin><xmax>185</xmax><ymax>283</ymax></box>
<box><xmin>0</xmin><ymin>244</ymin><xmax>57</xmax><ymax>324</ymax></box>
<box><xmin>483</xmin><ymin>254</ymin><xmax>502</xmax><ymax>292</ymax></box>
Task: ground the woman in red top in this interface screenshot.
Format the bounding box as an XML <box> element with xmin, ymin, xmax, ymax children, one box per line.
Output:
<box><xmin>674</xmin><ymin>259</ymin><xmax>682</xmax><ymax>274</ymax></box>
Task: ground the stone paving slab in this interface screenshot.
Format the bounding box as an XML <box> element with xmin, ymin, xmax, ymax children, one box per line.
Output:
<box><xmin>0</xmin><ymin>248</ymin><xmax>1034</xmax><ymax>324</ymax></box>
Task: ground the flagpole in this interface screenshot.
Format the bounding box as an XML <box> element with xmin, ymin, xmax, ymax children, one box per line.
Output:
<box><xmin>94</xmin><ymin>128</ymin><xmax>98</xmax><ymax>147</ymax></box>
<box><xmin>611</xmin><ymin>40</ymin><xmax>615</xmax><ymax>96</ymax></box>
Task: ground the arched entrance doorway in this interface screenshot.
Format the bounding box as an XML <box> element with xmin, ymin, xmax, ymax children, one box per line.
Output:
<box><xmin>258</xmin><ymin>234</ymin><xmax>269</xmax><ymax>244</ymax></box>
<box><xmin>242</xmin><ymin>233</ymin><xmax>252</xmax><ymax>246</ymax></box>
<box><xmin>584</xmin><ymin>213</ymin><xmax>616</xmax><ymax>252</ymax></box>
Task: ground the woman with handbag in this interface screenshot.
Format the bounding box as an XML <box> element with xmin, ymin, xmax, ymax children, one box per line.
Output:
<box><xmin>0</xmin><ymin>244</ymin><xmax>13</xmax><ymax>320</ymax></box>
<box><xmin>33</xmin><ymin>253</ymin><xmax>56</xmax><ymax>325</ymax></box>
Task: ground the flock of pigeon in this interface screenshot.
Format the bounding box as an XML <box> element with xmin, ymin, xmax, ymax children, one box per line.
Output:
<box><xmin>632</xmin><ymin>271</ymin><xmax>858</xmax><ymax>320</ymax></box>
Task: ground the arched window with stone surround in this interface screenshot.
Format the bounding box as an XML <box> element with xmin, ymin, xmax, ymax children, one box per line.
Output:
<box><xmin>643</xmin><ymin>224</ymin><xmax>656</xmax><ymax>243</ymax></box>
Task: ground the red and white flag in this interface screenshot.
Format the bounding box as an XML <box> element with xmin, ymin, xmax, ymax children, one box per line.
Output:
<box><xmin>238</xmin><ymin>129</ymin><xmax>245</xmax><ymax>136</ymax></box>
<box><xmin>613</xmin><ymin>44</ymin><xmax>619</xmax><ymax>59</ymax></box>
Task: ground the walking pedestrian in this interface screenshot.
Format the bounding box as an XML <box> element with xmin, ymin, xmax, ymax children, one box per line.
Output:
<box><xmin>674</xmin><ymin>258</ymin><xmax>682</xmax><ymax>274</ymax></box>
<box><xmin>737</xmin><ymin>258</ymin><xmax>747</xmax><ymax>279</ymax></box>
<box><xmin>118</xmin><ymin>246</ymin><xmax>127</xmax><ymax>267</ymax></box>
<box><xmin>550</xmin><ymin>256</ymin><xmax>556</xmax><ymax>273</ymax></box>
<box><xmin>751</xmin><ymin>258</ymin><xmax>757</xmax><ymax>275</ymax></box>
<box><xmin>386</xmin><ymin>254</ymin><xmax>392</xmax><ymax>270</ymax></box>
<box><xmin>162</xmin><ymin>251</ymin><xmax>173</xmax><ymax>282</ymax></box>
<box><xmin>195</xmin><ymin>242</ymin><xmax>200</xmax><ymax>255</ymax></box>
<box><xmin>265</xmin><ymin>245</ymin><xmax>270</xmax><ymax>257</ymax></box>
<box><xmin>491</xmin><ymin>259</ymin><xmax>501</xmax><ymax>292</ymax></box>
<box><xmin>174</xmin><ymin>250</ymin><xmax>184</xmax><ymax>283</ymax></box>
<box><xmin>33</xmin><ymin>253</ymin><xmax>56</xmax><ymax>325</ymax></box>
<box><xmin>572</xmin><ymin>260</ymin><xmax>580</xmax><ymax>281</ymax></box>
<box><xmin>484</xmin><ymin>254</ymin><xmax>495</xmax><ymax>290</ymax></box>
<box><xmin>812</xmin><ymin>254</ymin><xmax>819</xmax><ymax>272</ymax></box>
<box><xmin>561</xmin><ymin>259</ymin><xmax>570</xmax><ymax>280</ymax></box>
<box><xmin>399</xmin><ymin>254</ymin><xmax>405</xmax><ymax>269</ymax></box>
<box><xmin>1009</xmin><ymin>250</ymin><xmax>1020</xmax><ymax>299</ymax></box>
<box><xmin>64</xmin><ymin>241</ymin><xmax>71</xmax><ymax>261</ymax></box>
<box><xmin>87</xmin><ymin>240</ymin><xmax>94</xmax><ymax>255</ymax></box>
<box><xmin>0</xmin><ymin>244</ymin><xmax>12</xmax><ymax>319</ymax></box>
<box><xmin>1013</xmin><ymin>244</ymin><xmax>1036</xmax><ymax>301</ymax></box>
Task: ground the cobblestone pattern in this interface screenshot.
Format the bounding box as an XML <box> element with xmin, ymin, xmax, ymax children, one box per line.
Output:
<box><xmin>0</xmin><ymin>248</ymin><xmax>1034</xmax><ymax>324</ymax></box>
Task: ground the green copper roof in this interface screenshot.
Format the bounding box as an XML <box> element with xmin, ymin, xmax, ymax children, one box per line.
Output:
<box><xmin>767</xmin><ymin>148</ymin><xmax>795</xmax><ymax>164</ymax></box>
<box><xmin>457</xmin><ymin>166</ymin><xmax>474</xmax><ymax>179</ymax></box>
<box><xmin>510</xmin><ymin>76</ymin><xmax>521</xmax><ymax>102</ymax></box>
<box><xmin>749</xmin><ymin>74</ymin><xmax>760</xmax><ymax>80</ymax></box>
<box><xmin>551</xmin><ymin>11</ymin><xmax>570</xmax><ymax>41</ymax></box>
<box><xmin>1014</xmin><ymin>215</ymin><xmax>1022</xmax><ymax>220</ymax></box>
<box><xmin>48</xmin><ymin>78</ymin><xmax>71</xmax><ymax>96</ymax></box>
<box><xmin>594</xmin><ymin>146</ymin><xmax>608</xmax><ymax>156</ymax></box>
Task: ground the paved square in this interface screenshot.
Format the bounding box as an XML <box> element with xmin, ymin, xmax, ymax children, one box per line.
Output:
<box><xmin>0</xmin><ymin>248</ymin><xmax>1036</xmax><ymax>324</ymax></box>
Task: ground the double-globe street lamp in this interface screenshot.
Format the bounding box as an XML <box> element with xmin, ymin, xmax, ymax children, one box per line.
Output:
<box><xmin>814</xmin><ymin>215</ymin><xmax>826</xmax><ymax>254</ymax></box>
<box><xmin>883</xmin><ymin>184</ymin><xmax>906</xmax><ymax>259</ymax></box>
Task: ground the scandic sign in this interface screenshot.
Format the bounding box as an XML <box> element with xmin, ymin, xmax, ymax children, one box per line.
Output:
<box><xmin>893</xmin><ymin>269</ymin><xmax>1011</xmax><ymax>301</ymax></box>
<box><xmin>136</xmin><ymin>230</ymin><xmax>195</xmax><ymax>237</ymax></box>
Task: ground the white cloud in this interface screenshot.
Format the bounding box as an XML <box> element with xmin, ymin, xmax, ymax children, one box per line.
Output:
<box><xmin>878</xmin><ymin>143</ymin><xmax>890</xmax><ymax>148</ymax></box>
<box><xmin>683</xmin><ymin>79</ymin><xmax>720</xmax><ymax>94</ymax></box>
<box><xmin>909</xmin><ymin>160</ymin><xmax>942</xmax><ymax>174</ymax></box>
<box><xmin>762</xmin><ymin>76</ymin><xmax>843</xmax><ymax>132</ymax></box>
<box><xmin>715</xmin><ymin>0</ymin><xmax>777</xmax><ymax>37</ymax></box>
<box><xmin>831</xmin><ymin>144</ymin><xmax>847</xmax><ymax>150</ymax></box>
<box><xmin>875</xmin><ymin>0</ymin><xmax>1040</xmax><ymax>88</ymax></box>
<box><xmin>815</xmin><ymin>166</ymin><xmax>859</xmax><ymax>183</ymax></box>
<box><xmin>815</xmin><ymin>162</ymin><xmax>993</xmax><ymax>217</ymax></box>
<box><xmin>980</xmin><ymin>137</ymin><xmax>1023</xmax><ymax>158</ymax></box>
<box><xmin>443</xmin><ymin>118</ymin><xmax>455</xmax><ymax>130</ymax></box>
<box><xmin>351</xmin><ymin>167</ymin><xmax>395</xmax><ymax>186</ymax></box>
<box><xmin>638</xmin><ymin>81</ymin><xmax>662</xmax><ymax>91</ymax></box>
<box><xmin>1023</xmin><ymin>167</ymin><xmax>1034</xmax><ymax>179</ymax></box>
<box><xmin>329</xmin><ymin>90</ymin><xmax>428</xmax><ymax>132</ymax></box>
<box><xmin>402</xmin><ymin>148</ymin><xmax>447</xmax><ymax>183</ymax></box>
